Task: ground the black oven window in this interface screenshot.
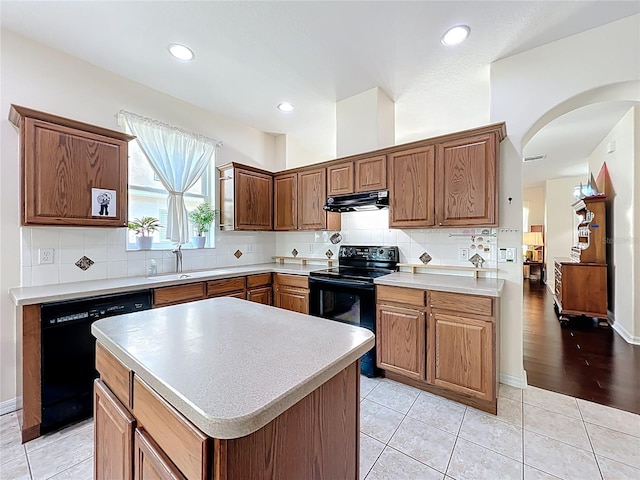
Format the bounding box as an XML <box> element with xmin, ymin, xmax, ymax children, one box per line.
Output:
<box><xmin>321</xmin><ymin>291</ymin><xmax>361</xmax><ymax>326</ymax></box>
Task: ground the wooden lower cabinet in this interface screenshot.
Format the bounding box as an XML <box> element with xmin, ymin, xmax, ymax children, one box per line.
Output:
<box><xmin>94</xmin><ymin>379</ymin><xmax>134</xmax><ymax>480</ymax></box>
<box><xmin>95</xmin><ymin>343</ymin><xmax>360</xmax><ymax>480</ymax></box>
<box><xmin>554</xmin><ymin>260</ymin><xmax>607</xmax><ymax>319</ymax></box>
<box><xmin>430</xmin><ymin>312</ymin><xmax>494</xmax><ymax>401</ymax></box>
<box><xmin>376</xmin><ymin>304</ymin><xmax>426</xmax><ymax>380</ymax></box>
<box><xmin>273</xmin><ymin>274</ymin><xmax>309</xmax><ymax>314</ymax></box>
<box><xmin>375</xmin><ymin>286</ymin><xmax>498</xmax><ymax>413</ymax></box>
<box><xmin>207</xmin><ymin>277</ymin><xmax>246</xmax><ymax>299</ymax></box>
<box><xmin>134</xmin><ymin>429</ymin><xmax>185</xmax><ymax>480</ymax></box>
<box><xmin>247</xmin><ymin>286</ymin><xmax>272</xmax><ymax>305</ymax></box>
<box><xmin>153</xmin><ymin>283</ymin><xmax>206</xmax><ymax>307</ymax></box>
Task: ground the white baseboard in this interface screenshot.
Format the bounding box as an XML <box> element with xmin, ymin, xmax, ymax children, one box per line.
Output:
<box><xmin>610</xmin><ymin>320</ymin><xmax>640</xmax><ymax>345</ymax></box>
<box><xmin>500</xmin><ymin>371</ymin><xmax>528</xmax><ymax>389</ymax></box>
<box><xmin>0</xmin><ymin>397</ymin><xmax>18</xmax><ymax>415</ymax></box>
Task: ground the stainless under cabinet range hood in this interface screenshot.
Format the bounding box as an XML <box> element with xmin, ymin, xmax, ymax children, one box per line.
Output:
<box><xmin>324</xmin><ymin>190</ymin><xmax>389</xmax><ymax>212</ymax></box>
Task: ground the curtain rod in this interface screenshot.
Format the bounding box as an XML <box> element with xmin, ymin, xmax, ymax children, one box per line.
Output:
<box><xmin>116</xmin><ymin>110</ymin><xmax>223</xmax><ymax>147</ymax></box>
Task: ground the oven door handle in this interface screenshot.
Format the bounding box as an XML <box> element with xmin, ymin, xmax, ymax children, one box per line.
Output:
<box><xmin>309</xmin><ymin>277</ymin><xmax>375</xmax><ymax>289</ymax></box>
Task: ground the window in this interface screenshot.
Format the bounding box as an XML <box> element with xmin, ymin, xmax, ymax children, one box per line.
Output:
<box><xmin>126</xmin><ymin>135</ymin><xmax>215</xmax><ymax>249</ymax></box>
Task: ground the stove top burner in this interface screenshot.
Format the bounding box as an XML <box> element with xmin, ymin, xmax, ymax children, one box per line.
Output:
<box><xmin>309</xmin><ymin>245</ymin><xmax>400</xmax><ymax>282</ymax></box>
<box><xmin>310</xmin><ymin>266</ymin><xmax>396</xmax><ymax>282</ymax></box>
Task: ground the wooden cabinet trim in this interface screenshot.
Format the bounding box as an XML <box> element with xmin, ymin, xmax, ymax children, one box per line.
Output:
<box><xmin>206</xmin><ymin>277</ymin><xmax>246</xmax><ymax>296</ymax></box>
<box><xmin>376</xmin><ymin>304</ymin><xmax>426</xmax><ymax>380</ymax></box>
<box><xmin>431</xmin><ymin>312</ymin><xmax>494</xmax><ymax>400</ymax></box>
<box><xmin>376</xmin><ymin>285</ymin><xmax>426</xmax><ymax>308</ymax></box>
<box><xmin>247</xmin><ymin>287</ymin><xmax>272</xmax><ymax>305</ymax></box>
<box><xmin>435</xmin><ymin>133</ymin><xmax>497</xmax><ymax>226</ymax></box>
<box><xmin>21</xmin><ymin>304</ymin><xmax>41</xmax><ymax>442</ymax></box>
<box><xmin>246</xmin><ymin>273</ymin><xmax>272</xmax><ymax>288</ymax></box>
<box><xmin>355</xmin><ymin>155</ymin><xmax>387</xmax><ymax>192</ymax></box>
<box><xmin>96</xmin><ymin>343</ymin><xmax>133</xmax><ymax>409</ymax></box>
<box><xmin>274</xmin><ymin>273</ymin><xmax>309</xmax><ymax>290</ymax></box>
<box><xmin>273</xmin><ymin>173</ymin><xmax>298</xmax><ymax>231</ymax></box>
<box><xmin>94</xmin><ymin>379</ymin><xmax>135</xmax><ymax>480</ymax></box>
<box><xmin>388</xmin><ymin>145</ymin><xmax>436</xmax><ymax>228</ymax></box>
<box><xmin>234</xmin><ymin>168</ymin><xmax>273</xmax><ymax>230</ymax></box>
<box><xmin>298</xmin><ymin>168</ymin><xmax>327</xmax><ymax>230</ymax></box>
<box><xmin>429</xmin><ymin>291</ymin><xmax>493</xmax><ymax>318</ymax></box>
<box><xmin>134</xmin><ymin>428</ymin><xmax>186</xmax><ymax>480</ymax></box>
<box><xmin>275</xmin><ymin>122</ymin><xmax>506</xmax><ymax>177</ymax></box>
<box><xmin>153</xmin><ymin>283</ymin><xmax>206</xmax><ymax>307</ymax></box>
<box><xmin>327</xmin><ymin>162</ymin><xmax>354</xmax><ymax>196</ymax></box>
<box><xmin>132</xmin><ymin>376</ymin><xmax>209</xmax><ymax>480</ymax></box>
<box><xmin>21</xmin><ymin>117</ymin><xmax>129</xmax><ymax>227</ymax></box>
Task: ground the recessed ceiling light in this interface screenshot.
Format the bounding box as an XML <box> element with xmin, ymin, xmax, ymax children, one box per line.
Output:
<box><xmin>277</xmin><ymin>102</ymin><xmax>294</xmax><ymax>112</ymax></box>
<box><xmin>168</xmin><ymin>44</ymin><xmax>195</xmax><ymax>61</ymax></box>
<box><xmin>441</xmin><ymin>25</ymin><xmax>470</xmax><ymax>46</ymax></box>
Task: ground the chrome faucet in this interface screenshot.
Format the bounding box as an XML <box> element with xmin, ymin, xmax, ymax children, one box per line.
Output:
<box><xmin>172</xmin><ymin>244</ymin><xmax>183</xmax><ymax>273</ymax></box>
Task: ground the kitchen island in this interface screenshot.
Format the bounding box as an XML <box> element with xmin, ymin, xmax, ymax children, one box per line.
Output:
<box><xmin>91</xmin><ymin>297</ymin><xmax>373</xmax><ymax>480</ymax></box>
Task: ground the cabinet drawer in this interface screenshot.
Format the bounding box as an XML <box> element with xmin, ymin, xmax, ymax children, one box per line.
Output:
<box><xmin>246</xmin><ymin>273</ymin><xmax>272</xmax><ymax>288</ymax></box>
<box><xmin>153</xmin><ymin>283</ymin><xmax>205</xmax><ymax>307</ymax></box>
<box><xmin>376</xmin><ymin>285</ymin><xmax>426</xmax><ymax>308</ymax></box>
<box><xmin>132</xmin><ymin>377</ymin><xmax>209</xmax><ymax>480</ymax></box>
<box><xmin>274</xmin><ymin>273</ymin><xmax>308</xmax><ymax>290</ymax></box>
<box><xmin>429</xmin><ymin>291</ymin><xmax>493</xmax><ymax>317</ymax></box>
<box><xmin>207</xmin><ymin>277</ymin><xmax>246</xmax><ymax>296</ymax></box>
<box><xmin>96</xmin><ymin>343</ymin><xmax>132</xmax><ymax>409</ymax></box>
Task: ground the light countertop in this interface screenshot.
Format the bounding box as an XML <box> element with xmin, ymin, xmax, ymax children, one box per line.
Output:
<box><xmin>10</xmin><ymin>263</ymin><xmax>323</xmax><ymax>306</ymax></box>
<box><xmin>375</xmin><ymin>272</ymin><xmax>504</xmax><ymax>297</ymax></box>
<box><xmin>91</xmin><ymin>297</ymin><xmax>374</xmax><ymax>439</ymax></box>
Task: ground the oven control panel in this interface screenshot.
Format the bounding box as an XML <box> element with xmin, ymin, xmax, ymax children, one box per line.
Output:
<box><xmin>339</xmin><ymin>245</ymin><xmax>398</xmax><ymax>262</ymax></box>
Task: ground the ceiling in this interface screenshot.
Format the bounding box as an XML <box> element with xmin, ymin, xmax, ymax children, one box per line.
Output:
<box><xmin>2</xmin><ymin>1</ymin><xmax>638</xmax><ymax>177</ymax></box>
<box><xmin>522</xmin><ymin>101</ymin><xmax>638</xmax><ymax>188</ymax></box>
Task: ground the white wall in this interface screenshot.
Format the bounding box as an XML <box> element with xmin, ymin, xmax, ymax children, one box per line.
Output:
<box><xmin>544</xmin><ymin>176</ymin><xmax>586</xmax><ymax>288</ymax></box>
<box><xmin>491</xmin><ymin>14</ymin><xmax>640</xmax><ymax>385</ymax></box>
<box><xmin>523</xmin><ymin>187</ymin><xmax>546</xmax><ymax>228</ymax></box>
<box><xmin>336</xmin><ymin>87</ymin><xmax>394</xmax><ymax>157</ymax></box>
<box><xmin>0</xmin><ymin>31</ymin><xmax>280</xmax><ymax>404</ymax></box>
<box><xmin>588</xmin><ymin>106</ymin><xmax>637</xmax><ymax>342</ymax></box>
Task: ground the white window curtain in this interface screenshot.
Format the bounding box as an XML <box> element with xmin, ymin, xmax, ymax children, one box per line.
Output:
<box><xmin>120</xmin><ymin>111</ymin><xmax>221</xmax><ymax>244</ymax></box>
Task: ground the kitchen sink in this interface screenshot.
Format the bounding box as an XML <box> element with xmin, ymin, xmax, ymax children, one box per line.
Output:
<box><xmin>146</xmin><ymin>270</ymin><xmax>235</xmax><ymax>281</ymax></box>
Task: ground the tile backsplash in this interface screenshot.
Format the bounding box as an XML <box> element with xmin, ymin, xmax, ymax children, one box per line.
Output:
<box><xmin>276</xmin><ymin>210</ymin><xmax>498</xmax><ymax>276</ymax></box>
<box><xmin>20</xmin><ymin>209</ymin><xmax>499</xmax><ymax>287</ymax></box>
<box><xmin>21</xmin><ymin>227</ymin><xmax>275</xmax><ymax>287</ymax></box>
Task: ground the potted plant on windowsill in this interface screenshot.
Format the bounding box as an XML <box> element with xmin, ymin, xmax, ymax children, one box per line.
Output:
<box><xmin>188</xmin><ymin>203</ymin><xmax>216</xmax><ymax>249</ymax></box>
<box><xmin>128</xmin><ymin>216</ymin><xmax>160</xmax><ymax>250</ymax></box>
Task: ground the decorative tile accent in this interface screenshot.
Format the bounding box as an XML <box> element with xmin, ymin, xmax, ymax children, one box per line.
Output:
<box><xmin>419</xmin><ymin>251</ymin><xmax>432</xmax><ymax>264</ymax></box>
<box><xmin>469</xmin><ymin>253</ymin><xmax>485</xmax><ymax>268</ymax></box>
<box><xmin>291</xmin><ymin>248</ymin><xmax>298</xmax><ymax>258</ymax></box>
<box><xmin>74</xmin><ymin>256</ymin><xmax>94</xmax><ymax>271</ymax></box>
<box><xmin>233</xmin><ymin>249</ymin><xmax>243</xmax><ymax>259</ymax></box>
<box><xmin>325</xmin><ymin>249</ymin><xmax>334</xmax><ymax>259</ymax></box>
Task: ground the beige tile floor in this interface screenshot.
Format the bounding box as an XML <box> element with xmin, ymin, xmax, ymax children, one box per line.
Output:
<box><xmin>1</xmin><ymin>376</ymin><xmax>638</xmax><ymax>479</ymax></box>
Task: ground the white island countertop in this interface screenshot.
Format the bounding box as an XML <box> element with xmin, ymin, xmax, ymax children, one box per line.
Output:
<box><xmin>91</xmin><ymin>297</ymin><xmax>374</xmax><ymax>439</ymax></box>
<box><xmin>375</xmin><ymin>272</ymin><xmax>505</xmax><ymax>297</ymax></box>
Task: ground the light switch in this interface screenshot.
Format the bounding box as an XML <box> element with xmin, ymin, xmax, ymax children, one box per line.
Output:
<box><xmin>498</xmin><ymin>247</ymin><xmax>517</xmax><ymax>263</ymax></box>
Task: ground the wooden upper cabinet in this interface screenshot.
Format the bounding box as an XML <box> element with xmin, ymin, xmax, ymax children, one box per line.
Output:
<box><xmin>273</xmin><ymin>173</ymin><xmax>298</xmax><ymax>231</ymax></box>
<box><xmin>436</xmin><ymin>133</ymin><xmax>497</xmax><ymax>226</ymax></box>
<box><xmin>388</xmin><ymin>146</ymin><xmax>435</xmax><ymax>228</ymax></box>
<box><xmin>9</xmin><ymin>105</ymin><xmax>133</xmax><ymax>227</ymax></box>
<box><xmin>327</xmin><ymin>163</ymin><xmax>354</xmax><ymax>196</ymax></box>
<box><xmin>355</xmin><ymin>155</ymin><xmax>386</xmax><ymax>192</ymax></box>
<box><xmin>298</xmin><ymin>168</ymin><xmax>327</xmax><ymax>230</ymax></box>
<box><xmin>219</xmin><ymin>163</ymin><xmax>273</xmax><ymax>231</ymax></box>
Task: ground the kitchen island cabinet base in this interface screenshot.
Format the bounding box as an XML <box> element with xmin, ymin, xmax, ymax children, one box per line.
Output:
<box><xmin>382</xmin><ymin>370</ymin><xmax>497</xmax><ymax>415</ymax></box>
<box><xmin>96</xmin><ymin>341</ymin><xmax>361</xmax><ymax>480</ymax></box>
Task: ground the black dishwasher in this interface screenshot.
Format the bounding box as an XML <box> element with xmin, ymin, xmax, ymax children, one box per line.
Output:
<box><xmin>40</xmin><ymin>290</ymin><xmax>152</xmax><ymax>433</ymax></box>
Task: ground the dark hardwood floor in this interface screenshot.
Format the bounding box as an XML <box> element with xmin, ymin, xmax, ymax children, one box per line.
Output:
<box><xmin>523</xmin><ymin>279</ymin><xmax>640</xmax><ymax>414</ymax></box>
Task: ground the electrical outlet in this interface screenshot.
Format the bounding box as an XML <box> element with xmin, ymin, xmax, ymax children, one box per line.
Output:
<box><xmin>308</xmin><ymin>244</ymin><xmax>314</xmax><ymax>253</ymax></box>
<box><xmin>247</xmin><ymin>244</ymin><xmax>254</xmax><ymax>253</ymax></box>
<box><xmin>39</xmin><ymin>248</ymin><xmax>55</xmax><ymax>264</ymax></box>
<box><xmin>458</xmin><ymin>248</ymin><xmax>469</xmax><ymax>261</ymax></box>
